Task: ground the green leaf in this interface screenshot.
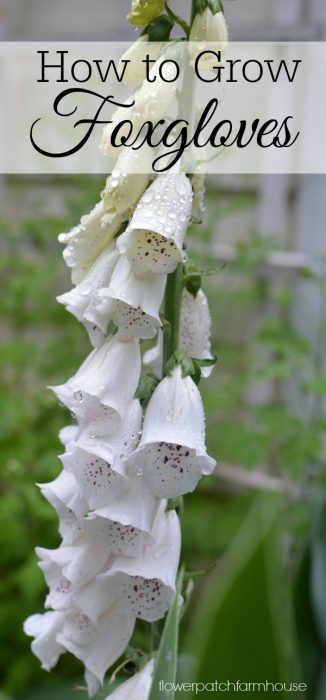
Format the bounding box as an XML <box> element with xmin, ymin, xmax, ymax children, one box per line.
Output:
<box><xmin>136</xmin><ymin>373</ymin><xmax>160</xmax><ymax>407</ymax></box>
<box><xmin>185</xmin><ymin>495</ymin><xmax>302</xmax><ymax>697</ymax></box>
<box><xmin>293</xmin><ymin>547</ymin><xmax>322</xmax><ymax>696</ymax></box>
<box><xmin>149</xmin><ymin>567</ymin><xmax>184</xmax><ymax>700</ymax></box>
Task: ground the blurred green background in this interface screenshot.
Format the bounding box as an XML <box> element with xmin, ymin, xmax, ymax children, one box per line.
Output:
<box><xmin>1</xmin><ymin>176</ymin><xmax>326</xmax><ymax>699</ymax></box>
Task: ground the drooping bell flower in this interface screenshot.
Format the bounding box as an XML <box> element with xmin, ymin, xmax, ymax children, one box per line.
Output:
<box><xmin>117</xmin><ymin>174</ymin><xmax>193</xmax><ymax>275</ymax></box>
<box><xmin>127</xmin><ymin>365</ymin><xmax>216</xmax><ymax>497</ymax></box>
<box><xmin>118</xmin><ymin>36</ymin><xmax>162</xmax><ymax>84</ymax></box>
<box><xmin>57</xmin><ymin>243</ymin><xmax>120</xmax><ymax>347</ymax></box>
<box><xmin>144</xmin><ymin>287</ymin><xmax>213</xmax><ymax>378</ymax></box>
<box><xmin>24</xmin><ymin>606</ymin><xmax>136</xmax><ymax>698</ymax></box>
<box><xmin>74</xmin><ymin>505</ymin><xmax>181</xmax><ymax>623</ymax></box>
<box><xmin>95</xmin><ymin>255</ymin><xmax>166</xmax><ymax>341</ymax></box>
<box><xmin>50</xmin><ymin>335</ymin><xmax>141</xmax><ymax>418</ymax></box>
<box><xmin>102</xmin><ymin>145</ymin><xmax>152</xmax><ymax>215</ymax></box>
<box><xmin>189</xmin><ymin>4</ymin><xmax>228</xmax><ymax>71</ymax></box>
<box><xmin>59</xmin><ymin>202</ymin><xmax>129</xmax><ymax>284</ymax></box>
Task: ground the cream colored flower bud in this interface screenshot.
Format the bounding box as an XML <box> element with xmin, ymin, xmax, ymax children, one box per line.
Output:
<box><xmin>127</xmin><ymin>0</ymin><xmax>165</xmax><ymax>28</ymax></box>
<box><xmin>189</xmin><ymin>7</ymin><xmax>228</xmax><ymax>70</ymax></box>
<box><xmin>119</xmin><ymin>36</ymin><xmax>162</xmax><ymax>84</ymax></box>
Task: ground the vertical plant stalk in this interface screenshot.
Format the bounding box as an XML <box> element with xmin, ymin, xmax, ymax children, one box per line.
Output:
<box><xmin>163</xmin><ymin>263</ymin><xmax>183</xmax><ymax>370</ymax></box>
<box><xmin>162</xmin><ymin>1</ymin><xmax>197</xmax><ymax>373</ymax></box>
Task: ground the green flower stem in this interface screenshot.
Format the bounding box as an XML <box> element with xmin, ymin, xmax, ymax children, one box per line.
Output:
<box><xmin>163</xmin><ymin>262</ymin><xmax>183</xmax><ymax>372</ymax></box>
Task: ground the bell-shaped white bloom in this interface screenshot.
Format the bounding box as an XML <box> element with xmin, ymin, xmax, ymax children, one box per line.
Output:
<box><xmin>61</xmin><ymin>446</ymin><xmax>127</xmax><ymax>511</ymax></box>
<box><xmin>102</xmin><ymin>146</ymin><xmax>152</xmax><ymax>215</ymax></box>
<box><xmin>189</xmin><ymin>8</ymin><xmax>228</xmax><ymax>70</ymax></box>
<box><xmin>119</xmin><ymin>37</ymin><xmax>162</xmax><ymax>84</ymax></box>
<box><xmin>57</xmin><ymin>244</ymin><xmax>120</xmax><ymax>348</ymax></box>
<box><xmin>117</xmin><ymin>174</ymin><xmax>193</xmax><ymax>275</ymax></box>
<box><xmin>144</xmin><ymin>288</ymin><xmax>213</xmax><ymax>378</ymax></box>
<box><xmin>180</xmin><ymin>288</ymin><xmax>213</xmax><ymax>376</ymax></box>
<box><xmin>38</xmin><ymin>471</ymin><xmax>87</xmax><ymax>545</ymax></box>
<box><xmin>101</xmin><ymin>59</ymin><xmax>177</xmax><ymax>158</ymax></box>
<box><xmin>58</xmin><ymin>605</ymin><xmax>136</xmax><ymax>697</ymax></box>
<box><xmin>75</xmin><ymin>505</ymin><xmax>180</xmax><ymax>623</ymax></box>
<box><xmin>95</xmin><ymin>256</ymin><xmax>166</xmax><ymax>341</ymax></box>
<box><xmin>105</xmin><ymin>659</ymin><xmax>154</xmax><ymax>700</ymax></box>
<box><xmin>74</xmin><ymin>398</ymin><xmax>142</xmax><ymax>464</ymax></box>
<box><xmin>24</xmin><ymin>611</ymin><xmax>65</xmax><ymax>671</ymax></box>
<box><xmin>51</xmin><ymin>335</ymin><xmax>141</xmax><ymax>418</ymax></box>
<box><xmin>127</xmin><ymin>365</ymin><xmax>216</xmax><ymax>497</ymax></box>
<box><xmin>127</xmin><ymin>0</ymin><xmax>165</xmax><ymax>28</ymax></box>
<box><xmin>36</xmin><ymin>540</ymin><xmax>111</xmax><ymax>595</ymax></box>
<box><xmin>59</xmin><ymin>202</ymin><xmax>130</xmax><ymax>284</ymax></box>
<box><xmin>86</xmin><ymin>478</ymin><xmax>159</xmax><ymax>557</ymax></box>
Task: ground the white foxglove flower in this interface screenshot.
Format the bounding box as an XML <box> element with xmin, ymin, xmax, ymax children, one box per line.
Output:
<box><xmin>144</xmin><ymin>288</ymin><xmax>213</xmax><ymax>378</ymax></box>
<box><xmin>75</xmin><ymin>505</ymin><xmax>180</xmax><ymax>623</ymax></box>
<box><xmin>105</xmin><ymin>659</ymin><xmax>154</xmax><ymax>700</ymax></box>
<box><xmin>101</xmin><ymin>59</ymin><xmax>178</xmax><ymax>158</ymax></box>
<box><xmin>51</xmin><ymin>335</ymin><xmax>141</xmax><ymax>418</ymax></box>
<box><xmin>117</xmin><ymin>174</ymin><xmax>193</xmax><ymax>275</ymax></box>
<box><xmin>127</xmin><ymin>0</ymin><xmax>165</xmax><ymax>27</ymax></box>
<box><xmin>57</xmin><ymin>244</ymin><xmax>120</xmax><ymax>347</ymax></box>
<box><xmin>119</xmin><ymin>37</ymin><xmax>162</xmax><ymax>84</ymax></box>
<box><xmin>36</xmin><ymin>539</ymin><xmax>111</xmax><ymax>593</ymax></box>
<box><xmin>180</xmin><ymin>288</ymin><xmax>213</xmax><ymax>376</ymax></box>
<box><xmin>59</xmin><ymin>202</ymin><xmax>130</xmax><ymax>284</ymax></box>
<box><xmin>39</xmin><ymin>471</ymin><xmax>87</xmax><ymax>545</ymax></box>
<box><xmin>127</xmin><ymin>365</ymin><xmax>216</xmax><ymax>497</ymax></box>
<box><xmin>74</xmin><ymin>398</ymin><xmax>142</xmax><ymax>465</ymax></box>
<box><xmin>61</xmin><ymin>446</ymin><xmax>127</xmax><ymax>511</ymax></box>
<box><xmin>58</xmin><ymin>606</ymin><xmax>136</xmax><ymax>697</ymax></box>
<box><xmin>95</xmin><ymin>255</ymin><xmax>166</xmax><ymax>341</ymax></box>
<box><xmin>102</xmin><ymin>146</ymin><xmax>152</xmax><ymax>215</ymax></box>
<box><xmin>24</xmin><ymin>611</ymin><xmax>65</xmax><ymax>671</ymax></box>
<box><xmin>189</xmin><ymin>7</ymin><xmax>228</xmax><ymax>70</ymax></box>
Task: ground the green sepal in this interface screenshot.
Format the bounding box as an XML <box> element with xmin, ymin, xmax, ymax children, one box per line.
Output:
<box><xmin>135</xmin><ymin>372</ymin><xmax>160</xmax><ymax>407</ymax></box>
<box><xmin>164</xmin><ymin>350</ymin><xmax>201</xmax><ymax>385</ymax></box>
<box><xmin>194</xmin><ymin>0</ymin><xmax>223</xmax><ymax>15</ymax></box>
<box><xmin>192</xmin><ymin>354</ymin><xmax>217</xmax><ymax>368</ymax></box>
<box><xmin>146</xmin><ymin>14</ymin><xmax>174</xmax><ymax>41</ymax></box>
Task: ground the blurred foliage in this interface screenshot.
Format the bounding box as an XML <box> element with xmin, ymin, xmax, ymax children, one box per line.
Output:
<box><xmin>0</xmin><ymin>176</ymin><xmax>325</xmax><ymax>698</ymax></box>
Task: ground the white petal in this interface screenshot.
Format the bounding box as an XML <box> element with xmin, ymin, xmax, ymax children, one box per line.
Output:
<box><xmin>108</xmin><ymin>255</ymin><xmax>166</xmax><ymax>323</ymax></box>
<box><xmin>57</xmin><ymin>605</ymin><xmax>135</xmax><ymax>689</ymax></box>
<box><xmin>61</xmin><ymin>446</ymin><xmax>127</xmax><ymax>511</ymax></box>
<box><xmin>37</xmin><ymin>541</ymin><xmax>110</xmax><ymax>590</ymax></box>
<box><xmin>117</xmin><ymin>174</ymin><xmax>193</xmax><ymax>275</ymax></box>
<box><xmin>75</xmin><ymin>399</ymin><xmax>142</xmax><ymax>467</ymax></box>
<box><xmin>180</xmin><ymin>289</ymin><xmax>214</xmax><ymax>377</ymax></box>
<box><xmin>57</xmin><ymin>244</ymin><xmax>120</xmax><ymax>347</ymax></box>
<box><xmin>59</xmin><ymin>425</ymin><xmax>78</xmax><ymax>449</ymax></box>
<box><xmin>50</xmin><ymin>335</ymin><xmax>141</xmax><ymax>418</ymax></box>
<box><xmin>118</xmin><ymin>36</ymin><xmax>161</xmax><ymax>84</ymax></box>
<box><xmin>24</xmin><ymin>611</ymin><xmax>65</xmax><ymax>671</ymax></box>
<box><xmin>87</xmin><ymin>477</ymin><xmax>159</xmax><ymax>557</ymax></box>
<box><xmin>104</xmin><ymin>659</ymin><xmax>154</xmax><ymax>700</ymax></box>
<box><xmin>35</xmin><ymin>549</ymin><xmax>75</xmax><ymax>610</ymax></box>
<box><xmin>76</xmin><ymin>505</ymin><xmax>180</xmax><ymax>623</ymax></box>
<box><xmin>38</xmin><ymin>472</ymin><xmax>87</xmax><ymax>545</ymax></box>
<box><xmin>59</xmin><ymin>202</ymin><xmax>127</xmax><ymax>284</ymax></box>
<box><xmin>127</xmin><ymin>366</ymin><xmax>216</xmax><ymax>497</ymax></box>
